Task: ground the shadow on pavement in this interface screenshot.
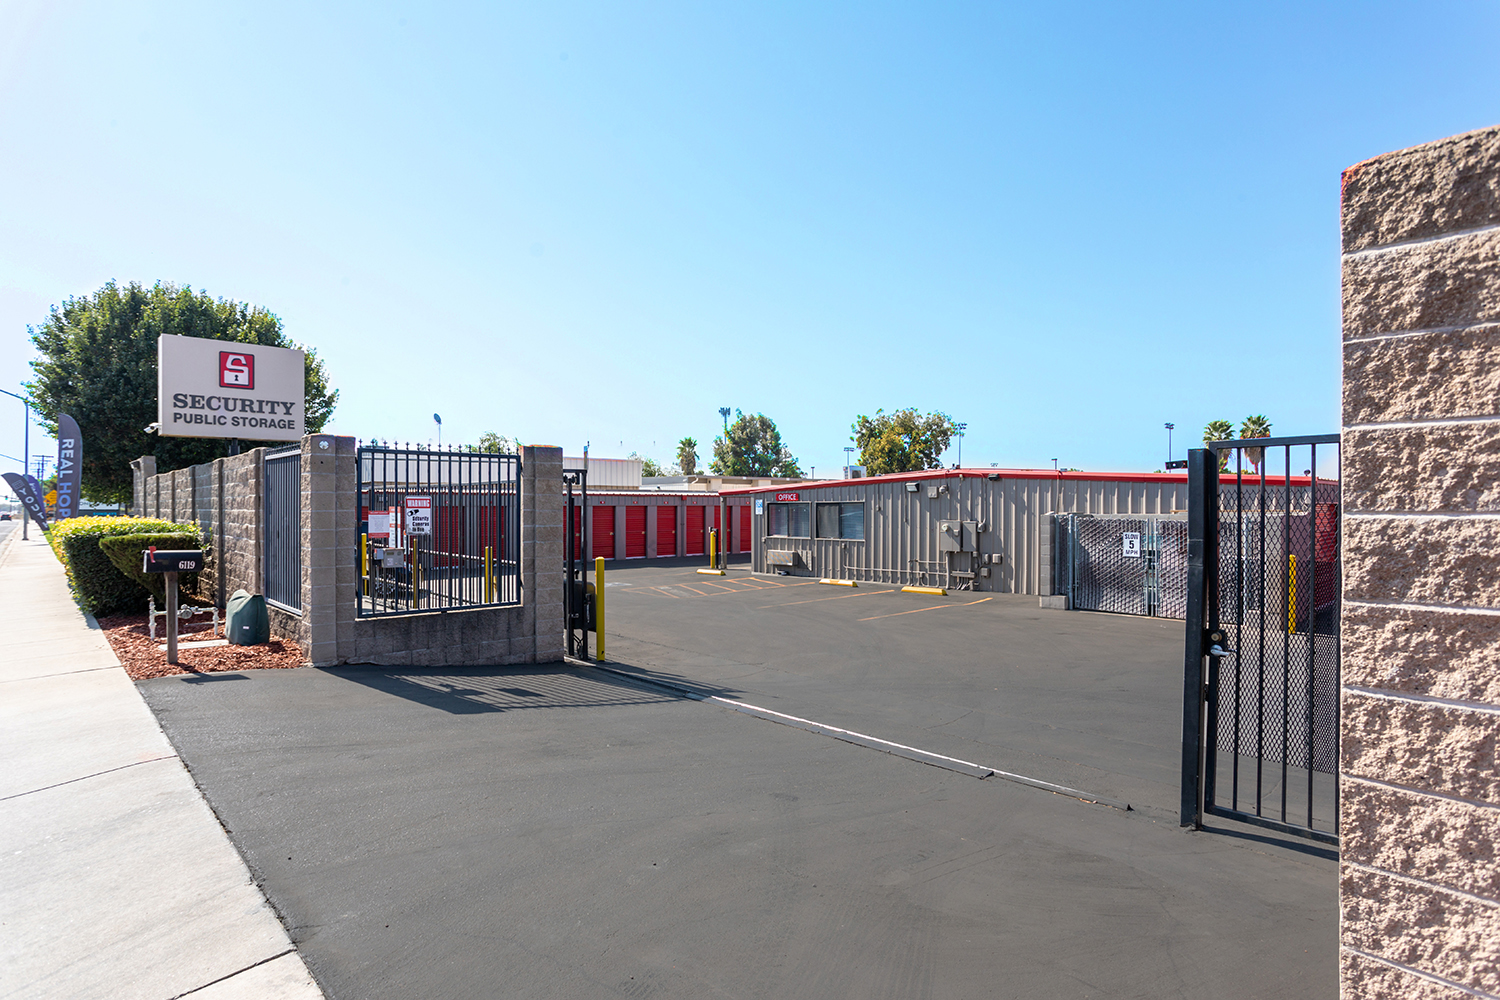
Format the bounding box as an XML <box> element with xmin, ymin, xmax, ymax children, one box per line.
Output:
<box><xmin>320</xmin><ymin>662</ymin><xmax>742</xmax><ymax>715</ymax></box>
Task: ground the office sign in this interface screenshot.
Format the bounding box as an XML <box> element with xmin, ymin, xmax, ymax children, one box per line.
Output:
<box><xmin>54</xmin><ymin>413</ymin><xmax>82</xmax><ymax>521</ymax></box>
<box><xmin>158</xmin><ymin>334</ymin><xmax>305</xmax><ymax>440</ymax></box>
<box><xmin>775</xmin><ymin>492</ymin><xmax>800</xmax><ymax>502</ymax></box>
<box><xmin>404</xmin><ymin>496</ymin><xmax>432</xmax><ymax>536</ymax></box>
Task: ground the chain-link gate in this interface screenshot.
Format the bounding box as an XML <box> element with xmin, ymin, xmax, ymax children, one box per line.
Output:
<box><xmin>1065</xmin><ymin>514</ymin><xmax>1187</xmax><ymax>617</ymax></box>
<box><xmin>1180</xmin><ymin>435</ymin><xmax>1341</xmax><ymax>845</ymax></box>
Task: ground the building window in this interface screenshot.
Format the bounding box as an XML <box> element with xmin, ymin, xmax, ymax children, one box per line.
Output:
<box><xmin>816</xmin><ymin>502</ymin><xmax>865</xmax><ymax>540</ymax></box>
<box><xmin>767</xmin><ymin>502</ymin><xmax>810</xmax><ymax>537</ymax></box>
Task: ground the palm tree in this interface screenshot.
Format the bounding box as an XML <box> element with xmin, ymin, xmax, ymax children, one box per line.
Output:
<box><xmin>1203</xmin><ymin>420</ymin><xmax>1234</xmax><ymax>471</ymax></box>
<box><xmin>1240</xmin><ymin>415</ymin><xmax>1272</xmax><ymax>475</ymax></box>
<box><xmin>676</xmin><ymin>437</ymin><xmax>698</xmax><ymax>476</ymax></box>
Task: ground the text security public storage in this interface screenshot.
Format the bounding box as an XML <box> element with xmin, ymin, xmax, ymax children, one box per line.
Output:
<box><xmin>157</xmin><ymin>334</ymin><xmax>306</xmax><ymax>441</ymax></box>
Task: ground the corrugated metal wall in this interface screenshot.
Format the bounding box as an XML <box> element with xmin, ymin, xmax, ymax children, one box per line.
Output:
<box><xmin>751</xmin><ymin>475</ymin><xmax>1189</xmax><ymax>595</ymax></box>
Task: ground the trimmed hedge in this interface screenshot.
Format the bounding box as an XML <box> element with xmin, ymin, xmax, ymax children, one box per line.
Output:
<box><xmin>98</xmin><ymin>533</ymin><xmax>201</xmax><ymax>605</ymax></box>
<box><xmin>50</xmin><ymin>516</ymin><xmax>201</xmax><ymax>616</ymax></box>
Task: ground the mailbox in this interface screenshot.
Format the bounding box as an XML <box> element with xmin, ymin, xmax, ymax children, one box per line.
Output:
<box><xmin>143</xmin><ymin>549</ymin><xmax>203</xmax><ymax>574</ymax></box>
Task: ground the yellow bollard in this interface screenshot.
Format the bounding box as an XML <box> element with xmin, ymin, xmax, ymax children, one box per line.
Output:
<box><xmin>484</xmin><ymin>545</ymin><xmax>492</xmax><ymax>603</ymax></box>
<box><xmin>1288</xmin><ymin>554</ymin><xmax>1297</xmax><ymax>634</ymax></box>
<box><xmin>361</xmin><ymin>532</ymin><xmax>368</xmax><ymax>596</ymax></box>
<box><xmin>709</xmin><ymin>528</ymin><xmax>716</xmax><ymax>568</ymax></box>
<box><xmin>595</xmin><ymin>556</ymin><xmax>605</xmax><ymax>662</ymax></box>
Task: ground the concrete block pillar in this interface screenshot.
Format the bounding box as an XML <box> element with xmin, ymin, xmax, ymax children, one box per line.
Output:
<box><xmin>521</xmin><ymin>445</ymin><xmax>565</xmax><ymax>662</ymax></box>
<box><xmin>1338</xmin><ymin>124</ymin><xmax>1500</xmax><ymax>999</ymax></box>
<box><xmin>300</xmin><ymin>434</ymin><xmax>351</xmax><ymax>667</ymax></box>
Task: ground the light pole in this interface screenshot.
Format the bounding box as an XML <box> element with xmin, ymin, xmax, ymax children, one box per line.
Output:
<box><xmin>1165</xmin><ymin>422</ymin><xmax>1175</xmax><ymax>465</ymax></box>
<box><xmin>0</xmin><ymin>388</ymin><xmax>30</xmax><ymax>540</ymax></box>
<box><xmin>955</xmin><ymin>422</ymin><xmax>967</xmax><ymax>468</ymax></box>
<box><xmin>434</xmin><ymin>413</ymin><xmax>442</xmax><ymax>449</ymax></box>
<box><xmin>843</xmin><ymin>446</ymin><xmax>855</xmax><ymax>478</ymax></box>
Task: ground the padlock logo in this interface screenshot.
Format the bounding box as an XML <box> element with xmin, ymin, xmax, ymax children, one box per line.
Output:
<box><xmin>219</xmin><ymin>351</ymin><xmax>255</xmax><ymax>389</ymax></box>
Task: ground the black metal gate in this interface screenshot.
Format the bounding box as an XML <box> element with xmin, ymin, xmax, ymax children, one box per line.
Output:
<box><xmin>564</xmin><ymin>466</ymin><xmax>592</xmax><ymax>659</ymax></box>
<box><xmin>264</xmin><ymin>448</ymin><xmax>302</xmax><ymax>612</ymax></box>
<box><xmin>1180</xmin><ymin>435</ymin><xmax>1341</xmax><ymax>844</ymax></box>
<box><xmin>355</xmin><ymin>444</ymin><xmax>521</xmax><ymax>617</ymax></box>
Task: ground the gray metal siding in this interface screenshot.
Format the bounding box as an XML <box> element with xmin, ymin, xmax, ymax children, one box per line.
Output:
<box><xmin>750</xmin><ymin>476</ymin><xmax>1189</xmax><ymax>594</ymax></box>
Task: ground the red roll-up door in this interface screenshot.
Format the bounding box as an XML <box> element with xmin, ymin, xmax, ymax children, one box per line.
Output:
<box><xmin>625</xmin><ymin>505</ymin><xmax>647</xmax><ymax>558</ymax></box>
<box><xmin>592</xmin><ymin>505</ymin><xmax>615</xmax><ymax>559</ymax></box>
<box><xmin>435</xmin><ymin>505</ymin><xmax>463</xmax><ymax>567</ymax></box>
<box><xmin>479</xmin><ymin>504</ymin><xmax>506</xmax><ymax>561</ymax></box>
<box><xmin>656</xmin><ymin>506</ymin><xmax>677</xmax><ymax>557</ymax></box>
<box><xmin>738</xmin><ymin>506</ymin><xmax>751</xmax><ymax>552</ymax></box>
<box><xmin>685</xmin><ymin>506</ymin><xmax>705</xmax><ymax>555</ymax></box>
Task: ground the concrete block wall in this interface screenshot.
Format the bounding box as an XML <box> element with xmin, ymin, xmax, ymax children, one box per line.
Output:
<box><xmin>298</xmin><ymin>438</ymin><xmax>564</xmax><ymax>668</ymax></box>
<box><xmin>1339</xmin><ymin>124</ymin><xmax>1500</xmax><ymax>999</ymax></box>
<box><xmin>137</xmin><ymin>439</ymin><xmax>566</xmax><ymax>666</ymax></box>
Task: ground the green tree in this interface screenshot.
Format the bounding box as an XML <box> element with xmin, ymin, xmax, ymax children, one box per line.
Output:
<box><xmin>676</xmin><ymin>437</ymin><xmax>698</xmax><ymax>476</ymax></box>
<box><xmin>851</xmin><ymin>408</ymin><xmax>956</xmax><ymax>475</ymax></box>
<box><xmin>709</xmin><ymin>410</ymin><xmax>801</xmax><ymax>477</ymax></box>
<box><xmin>474</xmin><ymin>432</ymin><xmax>517</xmax><ymax>454</ymax></box>
<box><xmin>1239</xmin><ymin>414</ymin><xmax>1272</xmax><ymax>474</ymax></box>
<box><xmin>27</xmin><ymin>281</ymin><xmax>338</xmax><ymax>503</ymax></box>
<box><xmin>629</xmin><ymin>451</ymin><xmax>665</xmax><ymax>477</ymax></box>
<box><xmin>1203</xmin><ymin>419</ymin><xmax>1235</xmax><ymax>471</ymax></box>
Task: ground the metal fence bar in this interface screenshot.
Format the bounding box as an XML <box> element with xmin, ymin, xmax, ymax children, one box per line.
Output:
<box><xmin>264</xmin><ymin>449</ymin><xmax>301</xmax><ymax>612</ymax></box>
<box><xmin>355</xmin><ymin>444</ymin><xmax>522</xmax><ymax>618</ymax></box>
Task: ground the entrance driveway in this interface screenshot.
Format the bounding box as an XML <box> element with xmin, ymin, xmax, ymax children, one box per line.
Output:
<box><xmin>139</xmin><ymin>566</ymin><xmax>1336</xmax><ymax>999</ymax></box>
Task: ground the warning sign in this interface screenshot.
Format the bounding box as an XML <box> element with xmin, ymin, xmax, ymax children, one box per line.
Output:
<box><xmin>404</xmin><ymin>496</ymin><xmax>432</xmax><ymax>536</ymax></box>
<box><xmin>1122</xmin><ymin>532</ymin><xmax>1141</xmax><ymax>558</ymax></box>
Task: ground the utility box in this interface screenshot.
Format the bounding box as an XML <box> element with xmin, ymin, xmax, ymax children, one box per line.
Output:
<box><xmin>226</xmin><ymin>589</ymin><xmax>270</xmax><ymax>645</ymax></box>
<box><xmin>938</xmin><ymin>520</ymin><xmax>964</xmax><ymax>552</ymax></box>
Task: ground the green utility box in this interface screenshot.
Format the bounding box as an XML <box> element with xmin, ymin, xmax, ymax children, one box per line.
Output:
<box><xmin>226</xmin><ymin>589</ymin><xmax>270</xmax><ymax>646</ymax></box>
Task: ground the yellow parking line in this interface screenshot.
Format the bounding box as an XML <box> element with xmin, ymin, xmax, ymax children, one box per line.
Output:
<box><xmin>758</xmin><ymin>589</ymin><xmax>893</xmax><ymax>609</ymax></box>
<box><xmin>858</xmin><ymin>596</ymin><xmax>993</xmax><ymax>621</ymax></box>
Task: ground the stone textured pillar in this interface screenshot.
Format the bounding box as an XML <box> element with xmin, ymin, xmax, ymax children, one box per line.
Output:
<box><xmin>1339</xmin><ymin>124</ymin><xmax>1500</xmax><ymax>999</ymax></box>
<box><xmin>301</xmin><ymin>434</ymin><xmax>347</xmax><ymax>667</ymax></box>
<box><xmin>521</xmin><ymin>445</ymin><xmax>565</xmax><ymax>662</ymax></box>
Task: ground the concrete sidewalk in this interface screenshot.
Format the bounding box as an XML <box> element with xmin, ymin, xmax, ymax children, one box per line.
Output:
<box><xmin>0</xmin><ymin>532</ymin><xmax>323</xmax><ymax>1000</ymax></box>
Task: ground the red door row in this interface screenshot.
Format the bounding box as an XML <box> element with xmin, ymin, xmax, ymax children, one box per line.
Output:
<box><xmin>570</xmin><ymin>503</ymin><xmax>749</xmax><ymax>560</ymax></box>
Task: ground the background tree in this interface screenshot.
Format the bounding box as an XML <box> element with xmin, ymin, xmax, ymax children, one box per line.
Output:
<box><xmin>709</xmin><ymin>410</ymin><xmax>801</xmax><ymax>477</ymax></box>
<box><xmin>629</xmin><ymin>451</ymin><xmax>665</xmax><ymax>477</ymax></box>
<box><xmin>1203</xmin><ymin>419</ymin><xmax>1235</xmax><ymax>471</ymax></box>
<box><xmin>1239</xmin><ymin>414</ymin><xmax>1272</xmax><ymax>474</ymax></box>
<box><xmin>474</xmin><ymin>431</ymin><xmax>518</xmax><ymax>454</ymax></box>
<box><xmin>676</xmin><ymin>437</ymin><xmax>698</xmax><ymax>476</ymax></box>
<box><xmin>851</xmin><ymin>408</ymin><xmax>956</xmax><ymax>475</ymax></box>
<box><xmin>27</xmin><ymin>281</ymin><xmax>338</xmax><ymax>503</ymax></box>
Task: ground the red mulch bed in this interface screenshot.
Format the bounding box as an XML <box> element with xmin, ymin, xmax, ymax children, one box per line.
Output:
<box><xmin>98</xmin><ymin>609</ymin><xmax>306</xmax><ymax>681</ymax></box>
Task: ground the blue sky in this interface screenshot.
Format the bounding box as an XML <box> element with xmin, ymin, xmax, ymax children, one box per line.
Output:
<box><xmin>2</xmin><ymin>2</ymin><xmax>1497</xmax><ymax>480</ymax></box>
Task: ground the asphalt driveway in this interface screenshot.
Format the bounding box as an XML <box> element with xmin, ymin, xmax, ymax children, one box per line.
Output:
<box><xmin>140</xmin><ymin>586</ymin><xmax>1337</xmax><ymax>1000</ymax></box>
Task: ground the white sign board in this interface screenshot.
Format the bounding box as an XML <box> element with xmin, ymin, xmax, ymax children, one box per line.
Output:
<box><xmin>1122</xmin><ymin>532</ymin><xmax>1142</xmax><ymax>558</ymax></box>
<box><xmin>158</xmin><ymin>334</ymin><xmax>305</xmax><ymax>440</ymax></box>
<box><xmin>367</xmin><ymin>511</ymin><xmax>390</xmax><ymax>540</ymax></box>
<box><xmin>404</xmin><ymin>496</ymin><xmax>433</xmax><ymax>536</ymax></box>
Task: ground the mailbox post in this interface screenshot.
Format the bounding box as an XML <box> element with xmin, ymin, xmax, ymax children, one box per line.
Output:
<box><xmin>142</xmin><ymin>547</ymin><xmax>203</xmax><ymax>665</ymax></box>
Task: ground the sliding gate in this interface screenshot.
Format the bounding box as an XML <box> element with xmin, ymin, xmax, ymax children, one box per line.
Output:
<box><xmin>1180</xmin><ymin>434</ymin><xmax>1341</xmax><ymax>844</ymax></box>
